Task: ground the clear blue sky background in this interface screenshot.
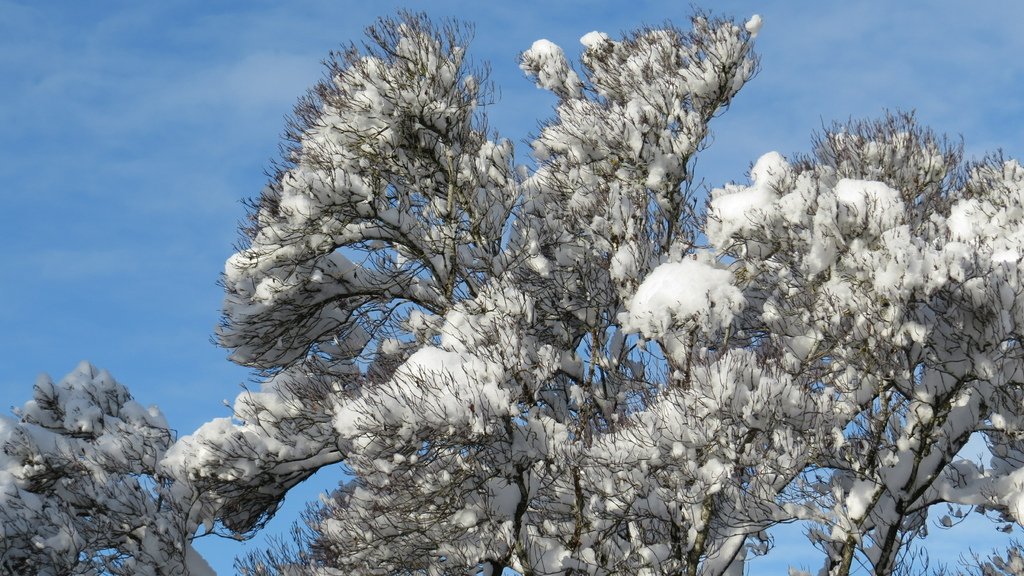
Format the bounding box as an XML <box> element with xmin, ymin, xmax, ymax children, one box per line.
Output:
<box><xmin>3</xmin><ymin>1</ymin><xmax>1023</xmax><ymax>573</ymax></box>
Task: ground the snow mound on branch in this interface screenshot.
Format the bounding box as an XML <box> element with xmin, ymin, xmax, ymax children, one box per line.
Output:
<box><xmin>580</xmin><ymin>31</ymin><xmax>610</xmax><ymax>49</ymax></box>
<box><xmin>707</xmin><ymin>151</ymin><xmax>790</xmax><ymax>243</ymax></box>
<box><xmin>834</xmin><ymin>178</ymin><xmax>904</xmax><ymax>236</ymax></box>
<box><xmin>520</xmin><ymin>39</ymin><xmax>582</xmax><ymax>99</ymax></box>
<box><xmin>624</xmin><ymin>259</ymin><xmax>743</xmax><ymax>338</ymax></box>
<box><xmin>334</xmin><ymin>346</ymin><xmax>513</xmax><ymax>448</ymax></box>
<box><xmin>745</xmin><ymin>15</ymin><xmax>763</xmax><ymax>38</ymax></box>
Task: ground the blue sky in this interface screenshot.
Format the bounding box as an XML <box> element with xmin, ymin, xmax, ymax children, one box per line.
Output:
<box><xmin>3</xmin><ymin>1</ymin><xmax>1024</xmax><ymax>573</ymax></box>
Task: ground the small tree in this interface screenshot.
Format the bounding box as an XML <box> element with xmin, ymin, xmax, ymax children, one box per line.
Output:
<box><xmin>0</xmin><ymin>363</ymin><xmax>213</xmax><ymax>576</ymax></box>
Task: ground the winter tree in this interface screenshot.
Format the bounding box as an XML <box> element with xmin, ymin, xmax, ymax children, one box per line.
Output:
<box><xmin>0</xmin><ymin>363</ymin><xmax>214</xmax><ymax>576</ymax></box>
<box><xmin>703</xmin><ymin>116</ymin><xmax>1024</xmax><ymax>575</ymax></box>
<box><xmin>6</xmin><ymin>9</ymin><xmax>1024</xmax><ymax>576</ymax></box>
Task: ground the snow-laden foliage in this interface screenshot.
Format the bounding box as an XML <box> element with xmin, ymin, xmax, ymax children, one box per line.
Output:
<box><xmin>9</xmin><ymin>10</ymin><xmax>1024</xmax><ymax>576</ymax></box>
<box><xmin>708</xmin><ymin>114</ymin><xmax>1024</xmax><ymax>575</ymax></box>
<box><xmin>0</xmin><ymin>362</ymin><xmax>213</xmax><ymax>576</ymax></box>
<box><xmin>215</xmin><ymin>11</ymin><xmax>761</xmax><ymax>576</ymax></box>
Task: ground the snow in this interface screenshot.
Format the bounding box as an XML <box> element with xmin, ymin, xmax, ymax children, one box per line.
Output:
<box><xmin>947</xmin><ymin>199</ymin><xmax>984</xmax><ymax>241</ymax></box>
<box><xmin>453</xmin><ymin>507</ymin><xmax>478</xmax><ymax>528</ymax></box>
<box><xmin>520</xmin><ymin>39</ymin><xmax>582</xmax><ymax>98</ymax></box>
<box><xmin>580</xmin><ymin>31</ymin><xmax>609</xmax><ymax>49</ymax></box>
<box><xmin>749</xmin><ymin>150</ymin><xmax>789</xmax><ymax>186</ymax></box>
<box><xmin>834</xmin><ymin>178</ymin><xmax>904</xmax><ymax>236</ymax></box>
<box><xmin>624</xmin><ymin>259</ymin><xmax>744</xmax><ymax>338</ymax></box>
<box><xmin>707</xmin><ymin>151</ymin><xmax>789</xmax><ymax>242</ymax></box>
<box><xmin>745</xmin><ymin>14</ymin><xmax>763</xmax><ymax>38</ymax></box>
<box><xmin>400</xmin><ymin>347</ymin><xmax>467</xmax><ymax>378</ymax></box>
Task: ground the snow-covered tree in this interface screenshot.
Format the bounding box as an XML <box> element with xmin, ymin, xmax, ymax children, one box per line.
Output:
<box><xmin>0</xmin><ymin>362</ymin><xmax>214</xmax><ymax>576</ymax></box>
<box><xmin>707</xmin><ymin>114</ymin><xmax>1024</xmax><ymax>575</ymax></box>
<box><xmin>8</xmin><ymin>9</ymin><xmax>1024</xmax><ymax>576</ymax></box>
<box><xmin>210</xmin><ymin>10</ymin><xmax>764</xmax><ymax>575</ymax></box>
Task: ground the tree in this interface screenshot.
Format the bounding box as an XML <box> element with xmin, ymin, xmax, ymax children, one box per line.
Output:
<box><xmin>214</xmin><ymin>10</ymin><xmax>761</xmax><ymax>575</ymax></box>
<box><xmin>704</xmin><ymin>115</ymin><xmax>1024</xmax><ymax>575</ymax></box>
<box><xmin>0</xmin><ymin>362</ymin><xmax>214</xmax><ymax>576</ymax></box>
<box><xmin>6</xmin><ymin>9</ymin><xmax>1024</xmax><ymax>576</ymax></box>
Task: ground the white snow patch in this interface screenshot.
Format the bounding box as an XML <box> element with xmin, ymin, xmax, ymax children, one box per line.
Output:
<box><xmin>708</xmin><ymin>152</ymin><xmax>789</xmax><ymax>242</ymax></box>
<box><xmin>846</xmin><ymin>479</ymin><xmax>877</xmax><ymax>521</ymax></box>
<box><xmin>520</xmin><ymin>39</ymin><xmax>581</xmax><ymax>97</ymax></box>
<box><xmin>624</xmin><ymin>259</ymin><xmax>743</xmax><ymax>338</ymax></box>
<box><xmin>745</xmin><ymin>14</ymin><xmax>763</xmax><ymax>38</ymax></box>
<box><xmin>834</xmin><ymin>178</ymin><xmax>903</xmax><ymax>235</ymax></box>
<box><xmin>580</xmin><ymin>31</ymin><xmax>610</xmax><ymax>49</ymax></box>
<box><xmin>750</xmin><ymin>151</ymin><xmax>789</xmax><ymax>187</ymax></box>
